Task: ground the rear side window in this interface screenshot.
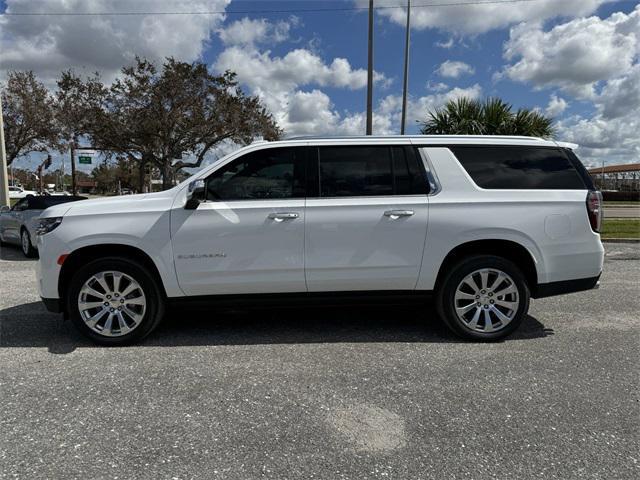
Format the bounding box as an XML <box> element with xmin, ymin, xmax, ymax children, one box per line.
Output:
<box><xmin>450</xmin><ymin>146</ymin><xmax>588</xmax><ymax>190</ymax></box>
<box><xmin>317</xmin><ymin>146</ymin><xmax>427</xmax><ymax>197</ymax></box>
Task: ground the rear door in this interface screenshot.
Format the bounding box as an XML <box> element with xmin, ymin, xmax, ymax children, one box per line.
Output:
<box><xmin>305</xmin><ymin>145</ymin><xmax>429</xmax><ymax>292</ymax></box>
<box><xmin>171</xmin><ymin>146</ymin><xmax>308</xmax><ymax>296</ymax></box>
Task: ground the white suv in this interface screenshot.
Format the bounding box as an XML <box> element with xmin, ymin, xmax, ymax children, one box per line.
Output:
<box><xmin>36</xmin><ymin>136</ymin><xmax>604</xmax><ymax>345</ymax></box>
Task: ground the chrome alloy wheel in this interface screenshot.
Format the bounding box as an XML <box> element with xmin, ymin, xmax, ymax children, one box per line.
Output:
<box><xmin>77</xmin><ymin>271</ymin><xmax>146</xmax><ymax>337</ymax></box>
<box><xmin>21</xmin><ymin>230</ymin><xmax>30</xmax><ymax>255</ymax></box>
<box><xmin>453</xmin><ymin>268</ymin><xmax>520</xmax><ymax>333</ymax></box>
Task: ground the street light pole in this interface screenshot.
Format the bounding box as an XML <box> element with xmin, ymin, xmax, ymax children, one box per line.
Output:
<box><xmin>366</xmin><ymin>0</ymin><xmax>374</xmax><ymax>135</ymax></box>
<box><xmin>0</xmin><ymin>90</ymin><xmax>9</xmax><ymax>206</ymax></box>
<box><xmin>400</xmin><ymin>0</ymin><xmax>411</xmax><ymax>135</ymax></box>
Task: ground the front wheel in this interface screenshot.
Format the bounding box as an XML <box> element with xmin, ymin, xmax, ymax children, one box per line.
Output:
<box><xmin>21</xmin><ymin>228</ymin><xmax>37</xmax><ymax>258</ymax></box>
<box><xmin>436</xmin><ymin>255</ymin><xmax>530</xmax><ymax>341</ymax></box>
<box><xmin>67</xmin><ymin>257</ymin><xmax>165</xmax><ymax>346</ymax></box>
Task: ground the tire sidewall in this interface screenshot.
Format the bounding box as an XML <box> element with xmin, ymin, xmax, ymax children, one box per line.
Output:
<box><xmin>67</xmin><ymin>257</ymin><xmax>164</xmax><ymax>346</ymax></box>
<box><xmin>437</xmin><ymin>255</ymin><xmax>530</xmax><ymax>341</ymax></box>
<box><xmin>21</xmin><ymin>229</ymin><xmax>36</xmax><ymax>258</ymax></box>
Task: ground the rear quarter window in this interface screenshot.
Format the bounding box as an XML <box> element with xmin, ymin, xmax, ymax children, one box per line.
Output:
<box><xmin>450</xmin><ymin>146</ymin><xmax>588</xmax><ymax>190</ymax></box>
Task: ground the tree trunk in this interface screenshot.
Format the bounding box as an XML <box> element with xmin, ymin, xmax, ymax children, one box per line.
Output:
<box><xmin>138</xmin><ymin>157</ymin><xmax>146</xmax><ymax>193</ymax></box>
<box><xmin>161</xmin><ymin>160</ymin><xmax>173</xmax><ymax>190</ymax></box>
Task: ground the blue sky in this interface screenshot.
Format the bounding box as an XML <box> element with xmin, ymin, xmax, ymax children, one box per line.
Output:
<box><xmin>1</xmin><ymin>0</ymin><xmax>639</xmax><ymax>174</ymax></box>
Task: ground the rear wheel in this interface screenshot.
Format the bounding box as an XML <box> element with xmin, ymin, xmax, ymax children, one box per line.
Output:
<box><xmin>21</xmin><ymin>228</ymin><xmax>37</xmax><ymax>258</ymax></box>
<box><xmin>67</xmin><ymin>257</ymin><xmax>165</xmax><ymax>346</ymax></box>
<box><xmin>436</xmin><ymin>255</ymin><xmax>530</xmax><ymax>341</ymax></box>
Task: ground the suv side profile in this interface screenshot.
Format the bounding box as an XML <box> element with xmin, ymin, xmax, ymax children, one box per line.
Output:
<box><xmin>36</xmin><ymin>136</ymin><xmax>604</xmax><ymax>345</ymax></box>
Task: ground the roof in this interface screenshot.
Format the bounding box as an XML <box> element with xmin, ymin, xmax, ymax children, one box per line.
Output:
<box><xmin>587</xmin><ymin>163</ymin><xmax>640</xmax><ymax>174</ymax></box>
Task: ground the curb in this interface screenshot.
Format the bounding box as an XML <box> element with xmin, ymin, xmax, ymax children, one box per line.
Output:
<box><xmin>602</xmin><ymin>238</ymin><xmax>640</xmax><ymax>243</ymax></box>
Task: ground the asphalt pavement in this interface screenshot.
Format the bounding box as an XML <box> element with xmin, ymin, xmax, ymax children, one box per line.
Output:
<box><xmin>0</xmin><ymin>243</ymin><xmax>639</xmax><ymax>479</ymax></box>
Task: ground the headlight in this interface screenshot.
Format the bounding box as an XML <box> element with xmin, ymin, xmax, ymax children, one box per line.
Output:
<box><xmin>36</xmin><ymin>217</ymin><xmax>63</xmax><ymax>235</ymax></box>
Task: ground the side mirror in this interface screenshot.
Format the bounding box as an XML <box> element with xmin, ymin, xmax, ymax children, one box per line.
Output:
<box><xmin>185</xmin><ymin>179</ymin><xmax>205</xmax><ymax>210</ymax></box>
<box><xmin>0</xmin><ymin>206</ymin><xmax>10</xmax><ymax>213</ymax></box>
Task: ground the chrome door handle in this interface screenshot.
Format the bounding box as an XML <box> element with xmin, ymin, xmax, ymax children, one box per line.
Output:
<box><xmin>268</xmin><ymin>212</ymin><xmax>299</xmax><ymax>221</ymax></box>
<box><xmin>384</xmin><ymin>210</ymin><xmax>414</xmax><ymax>218</ymax></box>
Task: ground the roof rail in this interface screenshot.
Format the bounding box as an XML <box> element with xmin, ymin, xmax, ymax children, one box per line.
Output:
<box><xmin>284</xmin><ymin>134</ymin><xmax>547</xmax><ymax>141</ymax></box>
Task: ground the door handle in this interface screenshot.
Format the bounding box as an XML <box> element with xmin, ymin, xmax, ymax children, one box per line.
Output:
<box><xmin>384</xmin><ymin>210</ymin><xmax>414</xmax><ymax>218</ymax></box>
<box><xmin>268</xmin><ymin>212</ymin><xmax>299</xmax><ymax>221</ymax></box>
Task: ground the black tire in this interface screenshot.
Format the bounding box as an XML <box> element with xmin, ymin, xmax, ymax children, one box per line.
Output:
<box><xmin>435</xmin><ymin>255</ymin><xmax>530</xmax><ymax>341</ymax></box>
<box><xmin>20</xmin><ymin>228</ymin><xmax>37</xmax><ymax>258</ymax></box>
<box><xmin>66</xmin><ymin>257</ymin><xmax>165</xmax><ymax>346</ymax></box>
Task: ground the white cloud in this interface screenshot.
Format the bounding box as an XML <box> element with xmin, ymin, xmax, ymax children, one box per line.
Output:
<box><xmin>436</xmin><ymin>38</ymin><xmax>454</xmax><ymax>49</ymax></box>
<box><xmin>213</xmin><ymin>22</ymin><xmax>391</xmax><ymax>137</ymax></box>
<box><xmin>557</xmin><ymin>113</ymin><xmax>640</xmax><ymax>168</ymax></box>
<box><xmin>545</xmin><ymin>95</ymin><xmax>568</xmax><ymax>117</ymax></box>
<box><xmin>278</xmin><ymin>84</ymin><xmax>483</xmax><ymax>137</ymax></box>
<box><xmin>0</xmin><ymin>0</ymin><xmax>230</xmax><ymax>84</ymax></box>
<box><xmin>357</xmin><ymin>0</ymin><xmax>607</xmax><ymax>35</ymax></box>
<box><xmin>436</xmin><ymin>60</ymin><xmax>475</xmax><ymax>78</ymax></box>
<box><xmin>426</xmin><ymin>81</ymin><xmax>449</xmax><ymax>92</ymax></box>
<box><xmin>502</xmin><ymin>6</ymin><xmax>639</xmax><ymax>98</ymax></box>
<box><xmin>218</xmin><ymin>16</ymin><xmax>295</xmax><ymax>46</ymax></box>
<box><xmin>215</xmin><ymin>46</ymin><xmax>386</xmax><ymax>95</ymax></box>
<box><xmin>597</xmin><ymin>64</ymin><xmax>640</xmax><ymax>119</ymax></box>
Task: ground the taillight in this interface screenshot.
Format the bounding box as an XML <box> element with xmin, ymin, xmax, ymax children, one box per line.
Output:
<box><xmin>586</xmin><ymin>190</ymin><xmax>603</xmax><ymax>233</ymax></box>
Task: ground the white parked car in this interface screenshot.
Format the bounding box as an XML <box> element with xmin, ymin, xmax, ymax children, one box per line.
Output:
<box><xmin>0</xmin><ymin>195</ymin><xmax>87</xmax><ymax>257</ymax></box>
<box><xmin>8</xmin><ymin>185</ymin><xmax>37</xmax><ymax>199</ymax></box>
<box><xmin>36</xmin><ymin>136</ymin><xmax>604</xmax><ymax>345</ymax></box>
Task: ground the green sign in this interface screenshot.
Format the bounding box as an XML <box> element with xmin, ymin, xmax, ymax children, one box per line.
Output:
<box><xmin>78</xmin><ymin>156</ymin><xmax>92</xmax><ymax>165</ymax></box>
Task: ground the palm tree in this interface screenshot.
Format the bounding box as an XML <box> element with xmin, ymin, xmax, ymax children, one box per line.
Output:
<box><xmin>420</xmin><ymin>97</ymin><xmax>555</xmax><ymax>138</ymax></box>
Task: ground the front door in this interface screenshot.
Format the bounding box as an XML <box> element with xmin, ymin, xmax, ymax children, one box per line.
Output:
<box><xmin>171</xmin><ymin>147</ymin><xmax>307</xmax><ymax>296</ymax></box>
<box><xmin>305</xmin><ymin>145</ymin><xmax>429</xmax><ymax>292</ymax></box>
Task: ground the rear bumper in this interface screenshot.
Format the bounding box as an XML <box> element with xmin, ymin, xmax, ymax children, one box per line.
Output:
<box><xmin>41</xmin><ymin>297</ymin><xmax>63</xmax><ymax>313</ymax></box>
<box><xmin>532</xmin><ymin>274</ymin><xmax>601</xmax><ymax>299</ymax></box>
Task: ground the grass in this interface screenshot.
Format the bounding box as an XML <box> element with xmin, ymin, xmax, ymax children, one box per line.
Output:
<box><xmin>601</xmin><ymin>218</ymin><xmax>640</xmax><ymax>239</ymax></box>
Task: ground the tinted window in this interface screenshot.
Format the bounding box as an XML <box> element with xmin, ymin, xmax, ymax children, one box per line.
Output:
<box><xmin>28</xmin><ymin>196</ymin><xmax>86</xmax><ymax>210</ymax></box>
<box><xmin>392</xmin><ymin>146</ymin><xmax>428</xmax><ymax>195</ymax></box>
<box><xmin>12</xmin><ymin>199</ymin><xmax>28</xmax><ymax>211</ymax></box>
<box><xmin>450</xmin><ymin>146</ymin><xmax>587</xmax><ymax>189</ymax></box>
<box><xmin>206</xmin><ymin>147</ymin><xmax>305</xmax><ymax>201</ymax></box>
<box><xmin>319</xmin><ymin>146</ymin><xmax>393</xmax><ymax>197</ymax></box>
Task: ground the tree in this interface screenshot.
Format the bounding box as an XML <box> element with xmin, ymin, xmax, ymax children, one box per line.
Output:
<box><xmin>63</xmin><ymin>57</ymin><xmax>282</xmax><ymax>190</ymax></box>
<box><xmin>420</xmin><ymin>97</ymin><xmax>555</xmax><ymax>138</ymax></box>
<box><xmin>92</xmin><ymin>157</ymin><xmax>141</xmax><ymax>194</ymax></box>
<box><xmin>1</xmin><ymin>71</ymin><xmax>60</xmax><ymax>165</ymax></box>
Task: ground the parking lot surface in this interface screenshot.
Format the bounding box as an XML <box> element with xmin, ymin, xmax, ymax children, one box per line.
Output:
<box><xmin>1</xmin><ymin>244</ymin><xmax>639</xmax><ymax>479</ymax></box>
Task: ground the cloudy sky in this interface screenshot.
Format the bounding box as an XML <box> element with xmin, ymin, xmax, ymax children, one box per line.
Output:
<box><xmin>0</xmin><ymin>0</ymin><xmax>638</xmax><ymax>173</ymax></box>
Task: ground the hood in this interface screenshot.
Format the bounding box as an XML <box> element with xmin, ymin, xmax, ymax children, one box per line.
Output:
<box><xmin>39</xmin><ymin>189</ymin><xmax>177</xmax><ymax>218</ymax></box>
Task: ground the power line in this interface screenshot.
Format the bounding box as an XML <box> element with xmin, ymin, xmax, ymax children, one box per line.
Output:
<box><xmin>0</xmin><ymin>0</ymin><xmax>587</xmax><ymax>17</ymax></box>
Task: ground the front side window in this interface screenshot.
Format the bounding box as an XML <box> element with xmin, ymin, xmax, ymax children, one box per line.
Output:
<box><xmin>206</xmin><ymin>147</ymin><xmax>305</xmax><ymax>201</ymax></box>
<box><xmin>450</xmin><ymin>146</ymin><xmax>587</xmax><ymax>190</ymax></box>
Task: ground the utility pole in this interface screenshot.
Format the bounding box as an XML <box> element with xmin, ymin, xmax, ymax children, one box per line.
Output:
<box><xmin>0</xmin><ymin>90</ymin><xmax>9</xmax><ymax>206</ymax></box>
<box><xmin>400</xmin><ymin>0</ymin><xmax>411</xmax><ymax>135</ymax></box>
<box><xmin>70</xmin><ymin>140</ymin><xmax>77</xmax><ymax>196</ymax></box>
<box><xmin>366</xmin><ymin>0</ymin><xmax>374</xmax><ymax>135</ymax></box>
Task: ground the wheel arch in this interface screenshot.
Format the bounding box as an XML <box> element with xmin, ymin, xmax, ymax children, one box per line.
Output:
<box><xmin>58</xmin><ymin>244</ymin><xmax>168</xmax><ymax>305</ymax></box>
<box><xmin>434</xmin><ymin>239</ymin><xmax>539</xmax><ymax>292</ymax></box>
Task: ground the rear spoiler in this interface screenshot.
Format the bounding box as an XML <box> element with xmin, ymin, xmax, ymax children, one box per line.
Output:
<box><xmin>555</xmin><ymin>141</ymin><xmax>579</xmax><ymax>150</ymax></box>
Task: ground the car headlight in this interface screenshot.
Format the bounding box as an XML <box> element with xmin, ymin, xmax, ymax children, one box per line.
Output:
<box><xmin>36</xmin><ymin>217</ymin><xmax>63</xmax><ymax>235</ymax></box>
